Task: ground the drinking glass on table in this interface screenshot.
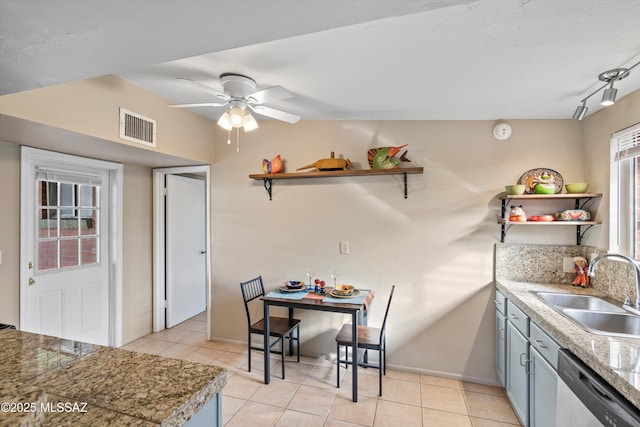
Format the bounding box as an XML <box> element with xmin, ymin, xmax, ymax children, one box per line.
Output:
<box><xmin>329</xmin><ymin>269</ymin><xmax>340</xmax><ymax>287</ymax></box>
<box><xmin>305</xmin><ymin>267</ymin><xmax>315</xmax><ymax>291</ymax></box>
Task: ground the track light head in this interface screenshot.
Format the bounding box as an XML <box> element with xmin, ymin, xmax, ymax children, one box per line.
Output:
<box><xmin>572</xmin><ymin>104</ymin><xmax>588</xmax><ymax>120</ymax></box>
<box><xmin>571</xmin><ymin>61</ymin><xmax>639</xmax><ymax>119</ymax></box>
<box><xmin>601</xmin><ymin>86</ymin><xmax>617</xmax><ymax>106</ymax></box>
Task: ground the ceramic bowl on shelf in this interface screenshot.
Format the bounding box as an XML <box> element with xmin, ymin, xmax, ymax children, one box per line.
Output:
<box><xmin>505</xmin><ymin>185</ymin><xmax>526</xmax><ymax>195</ymax></box>
<box><xmin>565</xmin><ymin>183</ymin><xmax>589</xmax><ymax>194</ymax></box>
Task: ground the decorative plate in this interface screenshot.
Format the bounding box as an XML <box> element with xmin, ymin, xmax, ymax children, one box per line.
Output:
<box><xmin>284</xmin><ymin>281</ymin><xmax>305</xmax><ymax>289</ymax></box>
<box><xmin>528</xmin><ymin>215</ymin><xmax>555</xmax><ymax>222</ymax></box>
<box><xmin>518</xmin><ymin>168</ymin><xmax>563</xmax><ymax>194</ymax></box>
<box><xmin>329</xmin><ymin>289</ymin><xmax>361</xmax><ymax>299</ymax></box>
<box><xmin>279</xmin><ymin>286</ymin><xmax>307</xmax><ymax>293</ymax></box>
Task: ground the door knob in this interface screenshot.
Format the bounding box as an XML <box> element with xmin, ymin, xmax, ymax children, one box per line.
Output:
<box><xmin>28</xmin><ymin>277</ymin><xmax>36</xmax><ymax>285</ymax></box>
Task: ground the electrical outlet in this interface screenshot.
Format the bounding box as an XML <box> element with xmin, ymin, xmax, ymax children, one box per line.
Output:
<box><xmin>0</xmin><ymin>250</ymin><xmax>2</xmax><ymax>265</ymax></box>
<box><xmin>562</xmin><ymin>257</ymin><xmax>575</xmax><ymax>273</ymax></box>
<box><xmin>339</xmin><ymin>241</ymin><xmax>349</xmax><ymax>255</ymax></box>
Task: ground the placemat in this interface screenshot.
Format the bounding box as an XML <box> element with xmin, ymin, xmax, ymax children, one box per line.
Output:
<box><xmin>265</xmin><ymin>290</ymin><xmax>309</xmax><ymax>300</ymax></box>
<box><xmin>323</xmin><ymin>290</ymin><xmax>369</xmax><ymax>305</ymax></box>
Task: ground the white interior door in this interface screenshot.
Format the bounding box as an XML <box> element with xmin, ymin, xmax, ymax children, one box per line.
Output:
<box><xmin>166</xmin><ymin>174</ymin><xmax>206</xmax><ymax>327</ymax></box>
<box><xmin>20</xmin><ymin>148</ymin><xmax>121</xmax><ymax>346</ymax></box>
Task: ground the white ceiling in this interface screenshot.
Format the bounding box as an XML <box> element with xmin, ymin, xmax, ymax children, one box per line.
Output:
<box><xmin>2</xmin><ymin>0</ymin><xmax>640</xmax><ymax>123</ymax></box>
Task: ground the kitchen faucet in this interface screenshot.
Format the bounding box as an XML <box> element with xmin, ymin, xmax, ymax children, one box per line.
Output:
<box><xmin>588</xmin><ymin>253</ymin><xmax>640</xmax><ymax>313</ymax></box>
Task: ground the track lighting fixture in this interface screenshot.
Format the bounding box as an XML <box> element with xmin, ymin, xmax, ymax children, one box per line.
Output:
<box><xmin>571</xmin><ymin>60</ymin><xmax>639</xmax><ymax>120</ymax></box>
<box><xmin>572</xmin><ymin>101</ymin><xmax>588</xmax><ymax>120</ymax></box>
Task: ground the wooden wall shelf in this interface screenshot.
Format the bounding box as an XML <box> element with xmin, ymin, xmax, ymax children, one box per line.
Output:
<box><xmin>498</xmin><ymin>193</ymin><xmax>602</xmax><ymax>245</ymax></box>
<box><xmin>249</xmin><ymin>167</ymin><xmax>424</xmax><ymax>200</ymax></box>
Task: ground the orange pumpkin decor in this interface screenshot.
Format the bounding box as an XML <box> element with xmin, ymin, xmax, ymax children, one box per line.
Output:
<box><xmin>263</xmin><ymin>155</ymin><xmax>283</xmax><ymax>174</ymax></box>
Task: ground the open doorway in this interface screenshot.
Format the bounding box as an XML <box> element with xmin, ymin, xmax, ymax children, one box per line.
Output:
<box><xmin>152</xmin><ymin>166</ymin><xmax>211</xmax><ymax>337</ymax></box>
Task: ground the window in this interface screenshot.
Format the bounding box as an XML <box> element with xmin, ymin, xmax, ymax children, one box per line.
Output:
<box><xmin>610</xmin><ymin>123</ymin><xmax>640</xmax><ymax>259</ymax></box>
<box><xmin>36</xmin><ymin>171</ymin><xmax>101</xmax><ymax>272</ymax></box>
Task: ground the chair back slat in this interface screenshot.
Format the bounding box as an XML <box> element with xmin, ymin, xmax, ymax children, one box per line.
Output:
<box><xmin>379</xmin><ymin>285</ymin><xmax>395</xmax><ymax>342</ymax></box>
<box><xmin>240</xmin><ymin>276</ymin><xmax>266</xmax><ymax>325</ymax></box>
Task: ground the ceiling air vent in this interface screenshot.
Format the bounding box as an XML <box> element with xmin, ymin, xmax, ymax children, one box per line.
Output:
<box><xmin>119</xmin><ymin>108</ymin><xmax>156</xmax><ymax>147</ymax></box>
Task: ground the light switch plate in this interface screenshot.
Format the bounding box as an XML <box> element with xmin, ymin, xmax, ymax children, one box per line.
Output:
<box><xmin>339</xmin><ymin>241</ymin><xmax>349</xmax><ymax>255</ymax></box>
<box><xmin>562</xmin><ymin>257</ymin><xmax>575</xmax><ymax>273</ymax></box>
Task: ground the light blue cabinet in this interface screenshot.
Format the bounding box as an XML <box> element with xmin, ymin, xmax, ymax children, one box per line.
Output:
<box><xmin>498</xmin><ymin>290</ymin><xmax>562</xmax><ymax>427</ymax></box>
<box><xmin>506</xmin><ymin>321</ymin><xmax>529</xmax><ymax>425</ymax></box>
<box><xmin>495</xmin><ymin>290</ymin><xmax>507</xmax><ymax>386</ymax></box>
<box><xmin>496</xmin><ymin>310</ymin><xmax>506</xmax><ymax>386</ymax></box>
<box><xmin>529</xmin><ymin>347</ymin><xmax>557</xmax><ymax>427</ymax></box>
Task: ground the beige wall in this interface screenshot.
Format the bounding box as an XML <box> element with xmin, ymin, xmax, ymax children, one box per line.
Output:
<box><xmin>0</xmin><ymin>75</ymin><xmax>214</xmax><ymax>164</ymax></box>
<box><xmin>210</xmin><ymin>119</ymin><xmax>587</xmax><ymax>383</ymax></box>
<box><xmin>581</xmin><ymin>89</ymin><xmax>640</xmax><ymax>249</ymax></box>
<box><xmin>0</xmin><ymin>77</ymin><xmax>637</xmax><ymax>384</ymax></box>
<box><xmin>0</xmin><ymin>75</ymin><xmax>214</xmax><ymax>339</ymax></box>
<box><xmin>121</xmin><ymin>164</ymin><xmax>154</xmax><ymax>343</ymax></box>
<box><xmin>0</xmin><ymin>144</ymin><xmax>155</xmax><ymax>341</ymax></box>
<box><xmin>0</xmin><ymin>141</ymin><xmax>21</xmax><ymax>326</ymax></box>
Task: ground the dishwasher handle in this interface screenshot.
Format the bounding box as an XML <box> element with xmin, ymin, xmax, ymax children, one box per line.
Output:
<box><xmin>578</xmin><ymin>371</ymin><xmax>614</xmax><ymax>405</ymax></box>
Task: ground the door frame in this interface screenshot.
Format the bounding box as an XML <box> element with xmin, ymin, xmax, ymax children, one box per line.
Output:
<box><xmin>20</xmin><ymin>147</ymin><xmax>124</xmax><ymax>347</ymax></box>
<box><xmin>152</xmin><ymin>165</ymin><xmax>211</xmax><ymax>337</ymax></box>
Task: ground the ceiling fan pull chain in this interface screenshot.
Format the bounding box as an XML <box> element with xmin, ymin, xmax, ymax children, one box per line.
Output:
<box><xmin>236</xmin><ymin>127</ymin><xmax>240</xmax><ymax>152</ymax></box>
<box><xmin>226</xmin><ymin>129</ymin><xmax>231</xmax><ymax>145</ymax></box>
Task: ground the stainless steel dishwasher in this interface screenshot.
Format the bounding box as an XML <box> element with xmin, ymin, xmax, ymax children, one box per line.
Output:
<box><xmin>556</xmin><ymin>348</ymin><xmax>640</xmax><ymax>427</ymax></box>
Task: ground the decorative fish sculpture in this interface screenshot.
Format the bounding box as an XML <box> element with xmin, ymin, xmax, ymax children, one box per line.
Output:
<box><xmin>263</xmin><ymin>155</ymin><xmax>283</xmax><ymax>174</ymax></box>
<box><xmin>297</xmin><ymin>152</ymin><xmax>352</xmax><ymax>171</ymax></box>
<box><xmin>368</xmin><ymin>144</ymin><xmax>411</xmax><ymax>169</ymax></box>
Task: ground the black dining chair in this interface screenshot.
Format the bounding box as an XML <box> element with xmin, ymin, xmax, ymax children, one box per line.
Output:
<box><xmin>335</xmin><ymin>285</ymin><xmax>395</xmax><ymax>396</ymax></box>
<box><xmin>240</xmin><ymin>276</ymin><xmax>301</xmax><ymax>379</ymax></box>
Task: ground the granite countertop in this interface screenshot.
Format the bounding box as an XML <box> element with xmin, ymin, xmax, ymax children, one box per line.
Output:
<box><xmin>496</xmin><ymin>279</ymin><xmax>640</xmax><ymax>408</ymax></box>
<box><xmin>0</xmin><ymin>330</ymin><xmax>226</xmax><ymax>426</ymax></box>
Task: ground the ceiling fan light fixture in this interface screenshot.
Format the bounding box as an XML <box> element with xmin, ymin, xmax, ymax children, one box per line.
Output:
<box><xmin>217</xmin><ymin>112</ymin><xmax>232</xmax><ymax>131</ymax></box>
<box><xmin>228</xmin><ymin>106</ymin><xmax>246</xmax><ymax>127</ymax></box>
<box><xmin>242</xmin><ymin>113</ymin><xmax>258</xmax><ymax>132</ymax></box>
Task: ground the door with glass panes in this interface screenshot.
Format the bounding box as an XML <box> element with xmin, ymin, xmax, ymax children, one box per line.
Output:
<box><xmin>21</xmin><ymin>152</ymin><xmax>111</xmax><ymax>345</ymax></box>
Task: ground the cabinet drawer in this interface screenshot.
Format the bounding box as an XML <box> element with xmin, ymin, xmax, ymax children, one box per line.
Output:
<box><xmin>495</xmin><ymin>290</ymin><xmax>506</xmax><ymax>315</ymax></box>
<box><xmin>507</xmin><ymin>300</ymin><xmax>529</xmax><ymax>336</ymax></box>
<box><xmin>530</xmin><ymin>321</ymin><xmax>561</xmax><ymax>370</ymax></box>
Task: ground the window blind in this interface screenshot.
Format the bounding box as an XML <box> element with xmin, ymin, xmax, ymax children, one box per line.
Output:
<box><xmin>35</xmin><ymin>166</ymin><xmax>103</xmax><ymax>186</ymax></box>
<box><xmin>614</xmin><ymin>123</ymin><xmax>640</xmax><ymax>161</ymax></box>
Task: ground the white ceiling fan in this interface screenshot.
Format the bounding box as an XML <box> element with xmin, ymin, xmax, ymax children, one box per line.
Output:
<box><xmin>168</xmin><ymin>73</ymin><xmax>301</xmax><ymax>132</ymax></box>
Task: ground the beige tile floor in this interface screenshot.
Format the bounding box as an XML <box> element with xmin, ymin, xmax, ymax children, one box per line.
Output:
<box><xmin>122</xmin><ymin>313</ymin><xmax>522</xmax><ymax>427</ymax></box>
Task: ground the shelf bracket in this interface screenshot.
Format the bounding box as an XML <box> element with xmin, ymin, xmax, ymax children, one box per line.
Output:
<box><xmin>403</xmin><ymin>173</ymin><xmax>408</xmax><ymax>199</ymax></box>
<box><xmin>262</xmin><ymin>178</ymin><xmax>273</xmax><ymax>201</ymax></box>
<box><xmin>576</xmin><ymin>224</ymin><xmax>594</xmax><ymax>245</ymax></box>
<box><xmin>501</xmin><ymin>223</ymin><xmax>513</xmax><ymax>242</ymax></box>
<box><xmin>576</xmin><ymin>197</ymin><xmax>594</xmax><ymax>210</ymax></box>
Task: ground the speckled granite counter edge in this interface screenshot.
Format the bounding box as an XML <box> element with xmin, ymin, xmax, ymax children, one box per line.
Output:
<box><xmin>162</xmin><ymin>370</ymin><xmax>226</xmax><ymax>427</ymax></box>
<box><xmin>495</xmin><ymin>279</ymin><xmax>640</xmax><ymax>409</ymax></box>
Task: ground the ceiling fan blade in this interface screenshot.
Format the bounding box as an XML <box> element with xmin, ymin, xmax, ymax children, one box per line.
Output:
<box><xmin>249</xmin><ymin>105</ymin><xmax>301</xmax><ymax>124</ymax></box>
<box><xmin>168</xmin><ymin>102</ymin><xmax>227</xmax><ymax>108</ymax></box>
<box><xmin>246</xmin><ymin>86</ymin><xmax>293</xmax><ymax>104</ymax></box>
<box><xmin>176</xmin><ymin>78</ymin><xmax>229</xmax><ymax>101</ymax></box>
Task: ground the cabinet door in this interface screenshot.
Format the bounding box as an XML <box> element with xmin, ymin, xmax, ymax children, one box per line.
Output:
<box><xmin>506</xmin><ymin>322</ymin><xmax>528</xmax><ymax>426</ymax></box>
<box><xmin>496</xmin><ymin>309</ymin><xmax>507</xmax><ymax>386</ymax></box>
<box><xmin>530</xmin><ymin>347</ymin><xmax>557</xmax><ymax>427</ymax></box>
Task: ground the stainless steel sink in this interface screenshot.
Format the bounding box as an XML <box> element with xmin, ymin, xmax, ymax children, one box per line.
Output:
<box><xmin>562</xmin><ymin>309</ymin><xmax>640</xmax><ymax>338</ymax></box>
<box><xmin>533</xmin><ymin>291</ymin><xmax>640</xmax><ymax>338</ymax></box>
<box><xmin>535</xmin><ymin>292</ymin><xmax>626</xmax><ymax>313</ymax></box>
